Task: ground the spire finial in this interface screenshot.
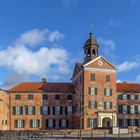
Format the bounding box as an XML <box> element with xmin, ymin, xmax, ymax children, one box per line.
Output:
<box><xmin>89</xmin><ymin>18</ymin><xmax>93</xmax><ymax>38</ymax></box>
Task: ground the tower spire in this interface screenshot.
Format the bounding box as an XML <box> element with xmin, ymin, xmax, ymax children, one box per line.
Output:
<box><xmin>89</xmin><ymin>18</ymin><xmax>93</xmax><ymax>38</ymax></box>
<box><xmin>84</xmin><ymin>24</ymin><xmax>99</xmax><ymax>64</ymax></box>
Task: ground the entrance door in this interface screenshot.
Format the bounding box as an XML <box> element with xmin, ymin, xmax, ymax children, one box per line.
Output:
<box><xmin>102</xmin><ymin>117</ymin><xmax>112</xmax><ymax>128</ymax></box>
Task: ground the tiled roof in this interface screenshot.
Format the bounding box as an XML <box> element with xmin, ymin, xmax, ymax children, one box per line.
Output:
<box><xmin>42</xmin><ymin>82</ymin><xmax>75</xmax><ymax>93</ymax></box>
<box><xmin>9</xmin><ymin>82</ymin><xmax>44</xmax><ymax>93</ymax></box>
<box><xmin>117</xmin><ymin>83</ymin><xmax>140</xmax><ymax>93</ymax></box>
<box><xmin>8</xmin><ymin>82</ymin><xmax>75</xmax><ymax>93</ymax></box>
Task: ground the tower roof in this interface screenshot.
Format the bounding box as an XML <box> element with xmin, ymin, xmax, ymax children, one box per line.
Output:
<box><xmin>84</xmin><ymin>32</ymin><xmax>99</xmax><ymax>47</ymax></box>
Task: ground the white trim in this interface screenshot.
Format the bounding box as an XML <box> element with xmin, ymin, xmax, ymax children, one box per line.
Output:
<box><xmin>83</xmin><ymin>56</ymin><xmax>116</xmax><ymax>70</ymax></box>
<box><xmin>84</xmin><ymin>67</ymin><xmax>116</xmax><ymax>73</ymax></box>
<box><xmin>72</xmin><ymin>70</ymin><xmax>83</xmax><ymax>81</ymax></box>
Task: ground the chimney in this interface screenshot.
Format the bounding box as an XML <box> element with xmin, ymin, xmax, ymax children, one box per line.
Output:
<box><xmin>42</xmin><ymin>78</ymin><xmax>46</xmax><ymax>83</ymax></box>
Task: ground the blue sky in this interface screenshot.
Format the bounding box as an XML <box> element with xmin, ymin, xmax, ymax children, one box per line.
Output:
<box><xmin>0</xmin><ymin>0</ymin><xmax>140</xmax><ymax>89</ymax></box>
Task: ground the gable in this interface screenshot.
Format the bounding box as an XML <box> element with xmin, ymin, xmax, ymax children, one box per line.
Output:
<box><xmin>72</xmin><ymin>63</ymin><xmax>83</xmax><ymax>79</ymax></box>
<box><xmin>84</xmin><ymin>56</ymin><xmax>116</xmax><ymax>70</ymax></box>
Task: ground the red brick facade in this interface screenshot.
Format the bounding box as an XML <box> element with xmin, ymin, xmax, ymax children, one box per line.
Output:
<box><xmin>0</xmin><ymin>32</ymin><xmax>140</xmax><ymax>131</ymax></box>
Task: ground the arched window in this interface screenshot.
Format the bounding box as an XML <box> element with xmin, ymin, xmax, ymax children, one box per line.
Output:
<box><xmin>87</xmin><ymin>49</ymin><xmax>90</xmax><ymax>56</ymax></box>
<box><xmin>92</xmin><ymin>49</ymin><xmax>96</xmax><ymax>56</ymax></box>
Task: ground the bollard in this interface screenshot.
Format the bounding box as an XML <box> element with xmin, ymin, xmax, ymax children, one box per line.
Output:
<box><xmin>104</xmin><ymin>131</ymin><xmax>106</xmax><ymax>138</ymax></box>
<box><xmin>91</xmin><ymin>130</ymin><xmax>93</xmax><ymax>140</ymax></box>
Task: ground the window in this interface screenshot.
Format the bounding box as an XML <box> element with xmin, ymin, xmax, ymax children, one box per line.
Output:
<box><xmin>13</xmin><ymin>106</ymin><xmax>23</xmax><ymax>115</ymax></box>
<box><xmin>43</xmin><ymin>94</ymin><xmax>48</xmax><ymax>100</ymax></box>
<box><xmin>60</xmin><ymin>119</ymin><xmax>67</xmax><ymax>128</ymax></box>
<box><xmin>26</xmin><ymin>106</ymin><xmax>35</xmax><ymax>115</ymax></box>
<box><xmin>30</xmin><ymin>120</ymin><xmax>40</xmax><ymax>128</ymax></box>
<box><xmin>28</xmin><ymin>94</ymin><xmax>33</xmax><ymax>100</ymax></box>
<box><xmin>67</xmin><ymin>106</ymin><xmax>73</xmax><ymax>115</ymax></box>
<box><xmin>67</xmin><ymin>95</ymin><xmax>72</xmax><ymax>100</ymax></box>
<box><xmin>104</xmin><ymin>88</ymin><xmax>112</xmax><ymax>96</ymax></box>
<box><xmin>138</xmin><ymin>95</ymin><xmax>140</xmax><ymax>100</ymax></box>
<box><xmin>88</xmin><ymin>118</ymin><xmax>96</xmax><ymax>128</ymax></box>
<box><xmin>89</xmin><ymin>101</ymin><xmax>97</xmax><ymax>109</ymax></box>
<box><xmin>130</xmin><ymin>119</ymin><xmax>135</xmax><ymax>126</ymax></box>
<box><xmin>104</xmin><ymin>102</ymin><xmax>112</xmax><ymax>109</ymax></box>
<box><xmin>130</xmin><ymin>105</ymin><xmax>135</xmax><ymax>114</ymax></box>
<box><xmin>122</xmin><ymin>105</ymin><xmax>127</xmax><ymax>114</ymax></box>
<box><xmin>122</xmin><ymin>94</ymin><xmax>127</xmax><ymax>99</ymax></box>
<box><xmin>91</xmin><ymin>73</ymin><xmax>95</xmax><ymax>81</ymax></box>
<box><xmin>92</xmin><ymin>49</ymin><xmax>96</xmax><ymax>56</ymax></box>
<box><xmin>54</xmin><ymin>106</ymin><xmax>62</xmax><ymax>115</ymax></box>
<box><xmin>42</xmin><ymin>106</ymin><xmax>50</xmax><ymax>115</ymax></box>
<box><xmin>2</xmin><ymin>120</ymin><xmax>7</xmax><ymax>125</ymax></box>
<box><xmin>15</xmin><ymin>120</ymin><xmax>25</xmax><ymax>128</ymax></box>
<box><xmin>118</xmin><ymin>105</ymin><xmax>123</xmax><ymax>114</ymax></box>
<box><xmin>135</xmin><ymin>95</ymin><xmax>138</xmax><ymax>100</ymax></box>
<box><xmin>106</xmin><ymin>75</ymin><xmax>110</xmax><ymax>82</ymax></box>
<box><xmin>15</xmin><ymin>94</ymin><xmax>21</xmax><ymax>100</ymax></box>
<box><xmin>47</xmin><ymin>119</ymin><xmax>55</xmax><ymax>128</ymax></box>
<box><xmin>118</xmin><ymin>94</ymin><xmax>122</xmax><ymax>99</ymax></box>
<box><xmin>138</xmin><ymin>106</ymin><xmax>140</xmax><ymax>114</ymax></box>
<box><xmin>89</xmin><ymin>87</ymin><xmax>97</xmax><ymax>95</ymax></box>
<box><xmin>55</xmin><ymin>95</ymin><xmax>60</xmax><ymax>100</ymax></box>
<box><xmin>130</xmin><ymin>95</ymin><xmax>135</xmax><ymax>100</ymax></box>
<box><xmin>122</xmin><ymin>119</ymin><xmax>127</xmax><ymax>127</ymax></box>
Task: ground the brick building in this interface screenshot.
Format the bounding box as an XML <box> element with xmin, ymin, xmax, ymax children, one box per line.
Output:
<box><xmin>0</xmin><ymin>89</ymin><xmax>9</xmax><ymax>130</ymax></box>
<box><xmin>0</xmin><ymin>31</ymin><xmax>140</xmax><ymax>131</ymax></box>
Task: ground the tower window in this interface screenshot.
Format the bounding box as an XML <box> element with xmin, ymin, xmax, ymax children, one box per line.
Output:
<box><xmin>92</xmin><ymin>49</ymin><xmax>96</xmax><ymax>56</ymax></box>
<box><xmin>87</xmin><ymin>49</ymin><xmax>90</xmax><ymax>56</ymax></box>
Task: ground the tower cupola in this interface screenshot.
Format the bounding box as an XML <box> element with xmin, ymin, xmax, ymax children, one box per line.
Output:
<box><xmin>84</xmin><ymin>31</ymin><xmax>99</xmax><ymax>63</ymax></box>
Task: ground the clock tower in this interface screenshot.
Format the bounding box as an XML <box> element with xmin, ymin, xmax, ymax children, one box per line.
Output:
<box><xmin>84</xmin><ymin>31</ymin><xmax>99</xmax><ymax>64</ymax></box>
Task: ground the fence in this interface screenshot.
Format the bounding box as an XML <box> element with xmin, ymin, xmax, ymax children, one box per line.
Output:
<box><xmin>0</xmin><ymin>130</ymin><xmax>140</xmax><ymax>140</ymax></box>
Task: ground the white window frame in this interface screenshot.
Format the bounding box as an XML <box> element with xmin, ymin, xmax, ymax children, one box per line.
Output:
<box><xmin>122</xmin><ymin>95</ymin><xmax>127</xmax><ymax>99</ymax></box>
<box><xmin>106</xmin><ymin>88</ymin><xmax>111</xmax><ymax>96</ymax></box>
<box><xmin>32</xmin><ymin>120</ymin><xmax>39</xmax><ymax>128</ymax></box>
<box><xmin>28</xmin><ymin>106</ymin><xmax>34</xmax><ymax>115</ymax></box>
<box><xmin>122</xmin><ymin>105</ymin><xmax>127</xmax><ymax>114</ymax></box>
<box><xmin>67</xmin><ymin>106</ymin><xmax>72</xmax><ymax>115</ymax></box>
<box><xmin>90</xmin><ymin>87</ymin><xmax>97</xmax><ymax>95</ymax></box>
<box><xmin>55</xmin><ymin>106</ymin><xmax>60</xmax><ymax>115</ymax></box>
<box><xmin>130</xmin><ymin>105</ymin><xmax>135</xmax><ymax>114</ymax></box>
<box><xmin>130</xmin><ymin>94</ymin><xmax>135</xmax><ymax>100</ymax></box>
<box><xmin>17</xmin><ymin>120</ymin><xmax>24</xmax><ymax>128</ymax></box>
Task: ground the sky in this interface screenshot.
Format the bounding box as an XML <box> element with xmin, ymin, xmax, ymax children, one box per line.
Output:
<box><xmin>0</xmin><ymin>0</ymin><xmax>140</xmax><ymax>89</ymax></box>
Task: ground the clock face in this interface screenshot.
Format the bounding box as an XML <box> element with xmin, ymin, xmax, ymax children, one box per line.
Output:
<box><xmin>98</xmin><ymin>60</ymin><xmax>103</xmax><ymax>66</ymax></box>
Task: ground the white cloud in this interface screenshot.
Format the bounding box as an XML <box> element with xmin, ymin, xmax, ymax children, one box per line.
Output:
<box><xmin>109</xmin><ymin>20</ymin><xmax>122</xmax><ymax>27</ymax></box>
<box><xmin>0</xmin><ymin>28</ymin><xmax>69</xmax><ymax>89</ymax></box>
<box><xmin>16</xmin><ymin>29</ymin><xmax>48</xmax><ymax>46</ymax></box>
<box><xmin>0</xmin><ymin>46</ymin><xmax>69</xmax><ymax>78</ymax></box>
<box><xmin>48</xmin><ymin>31</ymin><xmax>64</xmax><ymax>42</ymax></box>
<box><xmin>98</xmin><ymin>38</ymin><xmax>117</xmax><ymax>63</ymax></box>
<box><xmin>117</xmin><ymin>80</ymin><xmax>123</xmax><ymax>83</ymax></box>
<box><xmin>117</xmin><ymin>61</ymin><xmax>138</xmax><ymax>72</ymax></box>
<box><xmin>98</xmin><ymin>38</ymin><xmax>116</xmax><ymax>50</ymax></box>
<box><xmin>16</xmin><ymin>29</ymin><xmax>64</xmax><ymax>47</ymax></box>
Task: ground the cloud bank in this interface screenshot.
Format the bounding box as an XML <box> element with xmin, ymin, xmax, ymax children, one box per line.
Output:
<box><xmin>0</xmin><ymin>28</ymin><xmax>69</xmax><ymax>89</ymax></box>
